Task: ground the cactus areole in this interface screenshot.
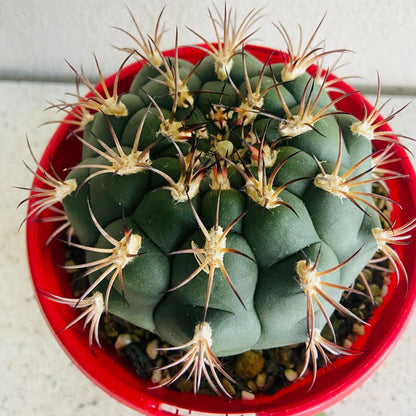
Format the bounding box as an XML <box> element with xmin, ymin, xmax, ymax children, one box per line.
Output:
<box><xmin>25</xmin><ymin>7</ymin><xmax>416</xmax><ymax>416</ymax></box>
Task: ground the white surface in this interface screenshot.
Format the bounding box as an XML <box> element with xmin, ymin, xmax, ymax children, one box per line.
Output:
<box><xmin>2</xmin><ymin>0</ymin><xmax>416</xmax><ymax>91</ymax></box>
<box><xmin>0</xmin><ymin>77</ymin><xmax>415</xmax><ymax>415</ymax></box>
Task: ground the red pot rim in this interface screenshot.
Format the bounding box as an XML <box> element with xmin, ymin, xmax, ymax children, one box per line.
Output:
<box><xmin>26</xmin><ymin>44</ymin><xmax>416</xmax><ymax>416</ymax></box>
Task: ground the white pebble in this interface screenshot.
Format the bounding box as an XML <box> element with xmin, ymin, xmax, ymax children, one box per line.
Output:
<box><xmin>241</xmin><ymin>390</ymin><xmax>256</xmax><ymax>400</ymax></box>
<box><xmin>284</xmin><ymin>368</ymin><xmax>298</xmax><ymax>382</ymax></box>
<box><xmin>146</xmin><ymin>339</ymin><xmax>159</xmax><ymax>360</ymax></box>
<box><xmin>151</xmin><ymin>369</ymin><xmax>162</xmax><ymax>384</ymax></box>
<box><xmin>256</xmin><ymin>372</ymin><xmax>267</xmax><ymax>388</ymax></box>
<box><xmin>353</xmin><ymin>323</ymin><xmax>365</xmax><ymax>336</ymax></box>
<box><xmin>114</xmin><ymin>333</ymin><xmax>132</xmax><ymax>350</ymax></box>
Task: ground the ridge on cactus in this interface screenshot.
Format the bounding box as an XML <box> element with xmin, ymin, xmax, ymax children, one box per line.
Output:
<box><xmin>21</xmin><ymin>3</ymin><xmax>416</xmax><ymax>398</ymax></box>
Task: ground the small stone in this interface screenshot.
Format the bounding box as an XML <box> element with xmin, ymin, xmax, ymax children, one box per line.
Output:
<box><xmin>370</xmin><ymin>283</ymin><xmax>381</xmax><ymax>298</ymax></box>
<box><xmin>115</xmin><ymin>333</ymin><xmax>132</xmax><ymax>350</ymax></box>
<box><xmin>241</xmin><ymin>390</ymin><xmax>256</xmax><ymax>400</ymax></box>
<box><xmin>284</xmin><ymin>368</ymin><xmax>298</xmax><ymax>382</ymax></box>
<box><xmin>146</xmin><ymin>339</ymin><xmax>159</xmax><ymax>360</ymax></box>
<box><xmin>256</xmin><ymin>372</ymin><xmax>267</xmax><ymax>389</ymax></box>
<box><xmin>277</xmin><ymin>347</ymin><xmax>296</xmax><ymax>368</ymax></box>
<box><xmin>123</xmin><ymin>343</ymin><xmax>152</xmax><ymax>378</ymax></box>
<box><xmin>234</xmin><ymin>350</ymin><xmax>265</xmax><ymax>380</ymax></box>
<box><xmin>353</xmin><ymin>323</ymin><xmax>365</xmax><ymax>336</ymax></box>
<box><xmin>151</xmin><ymin>369</ymin><xmax>162</xmax><ymax>384</ymax></box>
<box><xmin>221</xmin><ymin>378</ymin><xmax>236</xmax><ymax>397</ymax></box>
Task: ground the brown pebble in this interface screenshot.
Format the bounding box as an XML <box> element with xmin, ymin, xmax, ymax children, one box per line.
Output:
<box><xmin>234</xmin><ymin>350</ymin><xmax>265</xmax><ymax>380</ymax></box>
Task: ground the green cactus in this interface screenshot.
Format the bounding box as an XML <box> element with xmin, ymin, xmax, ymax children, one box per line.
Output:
<box><xmin>24</xmin><ymin>4</ymin><xmax>415</xmax><ymax>397</ymax></box>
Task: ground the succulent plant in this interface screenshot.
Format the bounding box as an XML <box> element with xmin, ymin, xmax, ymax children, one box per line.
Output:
<box><xmin>22</xmin><ymin>4</ymin><xmax>415</xmax><ymax>398</ymax></box>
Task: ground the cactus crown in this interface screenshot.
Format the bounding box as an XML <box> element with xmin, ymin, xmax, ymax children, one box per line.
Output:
<box><xmin>22</xmin><ymin>4</ymin><xmax>415</xmax><ymax>398</ymax></box>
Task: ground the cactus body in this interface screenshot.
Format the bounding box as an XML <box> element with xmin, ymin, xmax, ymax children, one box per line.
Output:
<box><xmin>62</xmin><ymin>49</ymin><xmax>381</xmax><ymax>356</ymax></box>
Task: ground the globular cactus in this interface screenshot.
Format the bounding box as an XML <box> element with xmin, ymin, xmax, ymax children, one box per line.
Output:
<box><xmin>23</xmin><ymin>4</ymin><xmax>416</xmax><ymax>397</ymax></box>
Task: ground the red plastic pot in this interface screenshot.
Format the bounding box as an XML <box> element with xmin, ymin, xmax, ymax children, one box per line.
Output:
<box><xmin>27</xmin><ymin>45</ymin><xmax>416</xmax><ymax>416</ymax></box>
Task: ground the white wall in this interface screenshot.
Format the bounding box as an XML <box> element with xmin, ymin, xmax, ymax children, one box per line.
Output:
<box><xmin>2</xmin><ymin>0</ymin><xmax>416</xmax><ymax>92</ymax></box>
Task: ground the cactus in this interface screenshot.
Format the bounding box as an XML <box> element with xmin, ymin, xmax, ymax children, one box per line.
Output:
<box><xmin>23</xmin><ymin>4</ymin><xmax>415</xmax><ymax>398</ymax></box>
